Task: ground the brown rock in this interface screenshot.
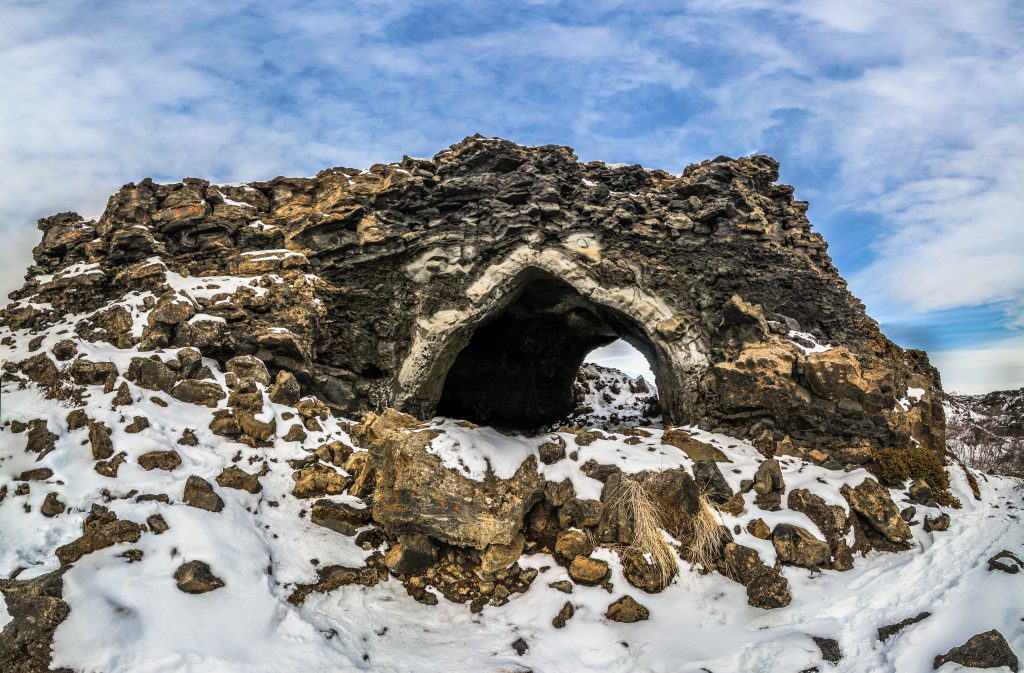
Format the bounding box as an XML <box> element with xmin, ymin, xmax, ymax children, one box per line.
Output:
<box><xmin>662</xmin><ymin>428</ymin><xmax>729</xmax><ymax>461</ymax></box>
<box><xmin>147</xmin><ymin>514</ymin><xmax>169</xmax><ymax>534</ymax></box>
<box><xmin>171</xmin><ymin>379</ymin><xmax>226</xmax><ymax>407</ymax></box>
<box><xmin>94</xmin><ymin>452</ymin><xmax>126</xmax><ymax>478</ymax></box>
<box><xmin>18</xmin><ymin>468</ymin><xmax>53</xmax><ymax>482</ymax></box>
<box><xmin>174</xmin><ymin>561</ymin><xmax>225</xmax><ymax>594</ymax></box>
<box><xmin>55</xmin><ymin>505</ymin><xmax>142</xmax><ymax>565</ymax></box>
<box><xmin>268</xmin><ymin>370</ymin><xmax>301</xmax><ymax>405</ymax></box>
<box><xmin>226</xmin><ymin>355</ymin><xmax>271</xmax><ymax>386</ymax></box>
<box><xmin>552</xmin><ymin>601</ymin><xmax>575</xmax><ymax>628</ymax></box>
<box><xmin>137</xmin><ymin>450</ymin><xmax>181</xmax><ymax>471</ymax></box>
<box><xmin>723</xmin><ymin>543</ymin><xmax>791</xmax><ymax>609</ymax></box>
<box><xmin>288</xmin><ymin>564</ymin><xmax>379</xmax><ymax>604</ymax></box>
<box><xmin>772</xmin><ymin>523</ymin><xmax>831</xmax><ymax>569</ymax></box>
<box><xmin>182</xmin><ymin>475</ymin><xmax>224</xmax><ymax>512</ymax></box>
<box><xmin>216</xmin><ymin>465</ymin><xmax>262</xmax><ymax>493</ymax></box>
<box><xmin>555</xmin><ymin>529</ymin><xmax>593</xmax><ymax>561</ymax></box>
<box><xmin>923</xmin><ymin>512</ymin><xmax>950</xmax><ymax>532</ymax></box>
<box><xmin>87</xmin><ymin>420</ymin><xmax>114</xmax><ymax>460</ymax></box>
<box><xmin>310</xmin><ymin>499</ymin><xmax>370</xmax><ymax>535</ymax></box>
<box><xmin>292</xmin><ymin>464</ymin><xmax>350</xmax><ymax>499</ymax></box>
<box><xmin>0</xmin><ymin>568</ymin><xmax>71</xmax><ymax>673</ymax></box>
<box><xmin>568</xmin><ymin>556</ymin><xmax>609</xmax><ymax>586</ymax></box>
<box><xmin>606</xmin><ymin>595</ymin><xmax>650</xmax><ymax>623</ymax></box>
<box><xmin>126</xmin><ymin>357</ymin><xmax>177</xmax><ymax>393</ymax></box>
<box><xmin>383</xmin><ymin>533</ymin><xmax>439</xmax><ymax>575</ymax></box>
<box><xmin>841</xmin><ymin>479</ymin><xmax>911</xmax><ymax>544</ymax></box>
<box><xmin>933</xmin><ymin>630</ymin><xmax>1019</xmax><ymax>671</ymax></box>
<box><xmin>538</xmin><ymin>436</ymin><xmax>567</xmax><ymax>464</ymax></box>
<box><xmin>124</xmin><ymin>416</ymin><xmax>150</xmax><ymax>433</ymax></box>
<box><xmin>41</xmin><ymin>493</ymin><xmax>65</xmax><ymax>517</ymax></box>
<box><xmin>480</xmin><ymin>535</ymin><xmax>525</xmax><ymax>574</ymax></box>
<box><xmin>746</xmin><ymin>518</ymin><xmax>771</xmax><ymax>539</ymax></box>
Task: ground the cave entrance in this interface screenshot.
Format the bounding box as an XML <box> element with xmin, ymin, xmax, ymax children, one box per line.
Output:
<box><xmin>435</xmin><ymin>272</ymin><xmax>667</xmax><ymax>431</ymax></box>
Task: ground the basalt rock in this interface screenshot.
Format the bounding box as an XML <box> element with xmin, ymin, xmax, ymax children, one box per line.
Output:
<box><xmin>0</xmin><ymin>568</ymin><xmax>73</xmax><ymax>673</ymax></box>
<box><xmin>2</xmin><ymin>136</ymin><xmax>945</xmax><ymax>466</ymax></box>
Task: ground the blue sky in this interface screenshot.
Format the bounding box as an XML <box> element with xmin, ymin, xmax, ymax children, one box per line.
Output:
<box><xmin>1</xmin><ymin>0</ymin><xmax>1022</xmax><ymax>392</ymax></box>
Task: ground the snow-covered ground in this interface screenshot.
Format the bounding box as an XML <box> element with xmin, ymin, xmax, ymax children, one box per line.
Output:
<box><xmin>2</xmin><ymin>323</ymin><xmax>1023</xmax><ymax>672</ymax></box>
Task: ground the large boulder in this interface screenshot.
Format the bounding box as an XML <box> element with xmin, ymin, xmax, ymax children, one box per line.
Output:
<box><xmin>366</xmin><ymin>409</ymin><xmax>545</xmax><ymax>549</ymax></box>
<box><xmin>841</xmin><ymin>478</ymin><xmax>912</xmax><ymax>546</ymax></box>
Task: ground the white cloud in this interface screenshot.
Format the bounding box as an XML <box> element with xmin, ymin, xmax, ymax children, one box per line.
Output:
<box><xmin>930</xmin><ymin>334</ymin><xmax>1024</xmax><ymax>394</ymax></box>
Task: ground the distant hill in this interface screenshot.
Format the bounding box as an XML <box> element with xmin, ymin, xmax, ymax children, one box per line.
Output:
<box><xmin>945</xmin><ymin>387</ymin><xmax>1024</xmax><ymax>477</ymax></box>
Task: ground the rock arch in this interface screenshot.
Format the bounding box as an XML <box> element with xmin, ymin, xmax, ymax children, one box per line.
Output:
<box><xmin>5</xmin><ymin>134</ymin><xmax>947</xmax><ymax>459</ymax></box>
<box><xmin>395</xmin><ymin>244</ymin><xmax>708</xmax><ymax>428</ymax></box>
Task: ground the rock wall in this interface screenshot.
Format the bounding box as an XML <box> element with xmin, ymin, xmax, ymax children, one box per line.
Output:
<box><xmin>2</xmin><ymin>135</ymin><xmax>944</xmax><ymax>458</ymax></box>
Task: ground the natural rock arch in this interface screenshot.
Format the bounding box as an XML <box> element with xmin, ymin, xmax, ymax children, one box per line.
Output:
<box><xmin>395</xmin><ymin>245</ymin><xmax>707</xmax><ymax>428</ymax></box>
<box><xmin>4</xmin><ymin>134</ymin><xmax>947</xmax><ymax>459</ymax></box>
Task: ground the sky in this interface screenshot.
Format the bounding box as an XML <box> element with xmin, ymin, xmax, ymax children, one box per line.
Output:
<box><xmin>1</xmin><ymin>1</ymin><xmax>1022</xmax><ymax>394</ymax></box>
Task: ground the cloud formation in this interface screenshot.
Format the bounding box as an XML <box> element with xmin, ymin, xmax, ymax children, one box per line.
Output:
<box><xmin>1</xmin><ymin>0</ymin><xmax>1020</xmax><ymax>391</ymax></box>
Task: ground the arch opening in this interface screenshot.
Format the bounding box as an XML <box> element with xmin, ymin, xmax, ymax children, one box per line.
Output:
<box><xmin>434</xmin><ymin>272</ymin><xmax>669</xmax><ymax>431</ymax></box>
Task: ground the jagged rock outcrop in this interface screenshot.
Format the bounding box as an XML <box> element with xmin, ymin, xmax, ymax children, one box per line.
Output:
<box><xmin>2</xmin><ymin>135</ymin><xmax>944</xmax><ymax>461</ymax></box>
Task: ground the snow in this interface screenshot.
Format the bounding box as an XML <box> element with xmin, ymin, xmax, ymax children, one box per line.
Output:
<box><xmin>788</xmin><ymin>329</ymin><xmax>834</xmax><ymax>354</ymax></box>
<box><xmin>2</xmin><ymin>308</ymin><xmax>1023</xmax><ymax>673</ymax></box>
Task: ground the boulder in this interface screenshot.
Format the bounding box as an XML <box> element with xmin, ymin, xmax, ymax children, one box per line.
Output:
<box><xmin>126</xmin><ymin>357</ymin><xmax>177</xmax><ymax>393</ymax></box>
<box><xmin>692</xmin><ymin>459</ymin><xmax>733</xmax><ymax>503</ymax></box>
<box><xmin>772</xmin><ymin>524</ymin><xmax>831</xmax><ymax>569</ymax></box>
<box><xmin>933</xmin><ymin>630</ymin><xmax>1019</xmax><ymax>671</ymax></box>
<box><xmin>841</xmin><ymin>479</ymin><xmax>911</xmax><ymax>545</ymax></box>
<box><xmin>554</xmin><ymin>529</ymin><xmax>593</xmax><ymax>561</ymax></box>
<box><xmin>366</xmin><ymin>409</ymin><xmax>544</xmax><ymax>549</ymax></box>
<box><xmin>480</xmin><ymin>535</ymin><xmax>525</xmax><ymax>574</ymax></box>
<box><xmin>87</xmin><ymin>420</ymin><xmax>114</xmax><ymax>460</ymax></box>
<box><xmin>269</xmin><ymin>370</ymin><xmax>301</xmax><ymax>405</ymax></box>
<box><xmin>40</xmin><ymin>493</ymin><xmax>65</xmax><ymax>518</ymax></box>
<box><xmin>723</xmin><ymin>543</ymin><xmax>791</xmax><ymax>609</ymax></box>
<box><xmin>0</xmin><ymin>568</ymin><xmax>71</xmax><ymax>673</ymax></box>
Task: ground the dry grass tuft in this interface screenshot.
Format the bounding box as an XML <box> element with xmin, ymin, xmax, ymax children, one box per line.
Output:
<box><xmin>613</xmin><ymin>476</ymin><xmax>678</xmax><ymax>588</ymax></box>
<box><xmin>685</xmin><ymin>490</ymin><xmax>726</xmax><ymax>571</ymax></box>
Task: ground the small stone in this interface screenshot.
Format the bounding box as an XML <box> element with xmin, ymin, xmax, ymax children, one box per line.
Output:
<box><xmin>988</xmin><ymin>550</ymin><xmax>1023</xmax><ymax>574</ymax></box>
<box><xmin>41</xmin><ymin>492</ymin><xmax>65</xmax><ymax>517</ymax></box>
<box><xmin>812</xmin><ymin>636</ymin><xmax>842</xmax><ymax>663</ymax></box>
<box><xmin>268</xmin><ymin>370</ymin><xmax>301</xmax><ymax>405</ymax></box>
<box><xmin>480</xmin><ymin>535</ymin><xmax>525</xmax><ymax>574</ymax></box>
<box><xmin>291</xmin><ymin>464</ymin><xmax>351</xmax><ymax>499</ymax></box>
<box><xmin>693</xmin><ymin>459</ymin><xmax>733</xmax><ymax>503</ymax></box>
<box><xmin>178</xmin><ymin>428</ymin><xmax>199</xmax><ymax>446</ymax></box>
<box><xmin>119</xmin><ymin>549</ymin><xmax>144</xmax><ymax>563</ymax></box>
<box><xmin>933</xmin><ymin>629</ymin><xmax>1019</xmax><ymax>671</ymax></box>
<box><xmin>226</xmin><ymin>355</ymin><xmax>271</xmax><ymax>386</ymax></box>
<box><xmin>18</xmin><ymin>468</ymin><xmax>53</xmax><ymax>481</ymax></box>
<box><xmin>878</xmin><ymin>611</ymin><xmax>930</xmax><ymax>642</ymax></box>
<box><xmin>907</xmin><ymin>478</ymin><xmax>933</xmax><ymax>505</ymax></box>
<box><xmin>900</xmin><ymin>506</ymin><xmax>917</xmax><ymax>522</ymax></box>
<box><xmin>511</xmin><ymin>637</ymin><xmax>528</xmax><ymax>656</ymax></box>
<box><xmin>310</xmin><ymin>499</ymin><xmax>370</xmax><ymax>535</ymax></box>
<box><xmin>605</xmin><ymin>595</ymin><xmax>649</xmax><ymax>623</ymax></box>
<box><xmin>923</xmin><ymin>512</ymin><xmax>949</xmax><ymax>532</ymax></box>
<box><xmin>216</xmin><ymin>466</ymin><xmax>262</xmax><ymax>493</ymax></box>
<box><xmin>147</xmin><ymin>514</ymin><xmax>169</xmax><ymax>534</ymax></box>
<box><xmin>65</xmin><ymin>410</ymin><xmax>88</xmax><ymax>431</ymax></box>
<box><xmin>282</xmin><ymin>424</ymin><xmax>307</xmax><ymax>442</ymax></box>
<box><xmin>555</xmin><ymin>528</ymin><xmax>593</xmax><ymax>561</ymax></box>
<box><xmin>87</xmin><ymin>420</ymin><xmax>114</xmax><ymax>460</ymax></box>
<box><xmin>538</xmin><ymin>436</ymin><xmax>567</xmax><ymax>464</ymax></box>
<box><xmin>94</xmin><ymin>452</ymin><xmax>126</xmax><ymax>478</ymax></box>
<box><xmin>568</xmin><ymin>556</ymin><xmax>609</xmax><ymax>586</ymax></box>
<box><xmin>182</xmin><ymin>475</ymin><xmax>224</xmax><ymax>512</ymax></box>
<box><xmin>753</xmin><ymin>459</ymin><xmax>784</xmax><ymax>495</ymax></box>
<box><xmin>137</xmin><ymin>450</ymin><xmax>182</xmax><ymax>471</ymax></box>
<box><xmin>174</xmin><ymin>560</ymin><xmax>225</xmax><ymax>594</ymax></box>
<box><xmin>171</xmin><ymin>379</ymin><xmax>226</xmax><ymax>407</ymax></box>
<box><xmin>124</xmin><ymin>416</ymin><xmax>150</xmax><ymax>433</ymax></box>
<box><xmin>552</xmin><ymin>601</ymin><xmax>575</xmax><ymax>628</ymax></box>
<box><xmin>549</xmin><ymin>580</ymin><xmax>573</xmax><ymax>594</ymax></box>
<box><xmin>746</xmin><ymin>518</ymin><xmax>771</xmax><ymax>539</ymax></box>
